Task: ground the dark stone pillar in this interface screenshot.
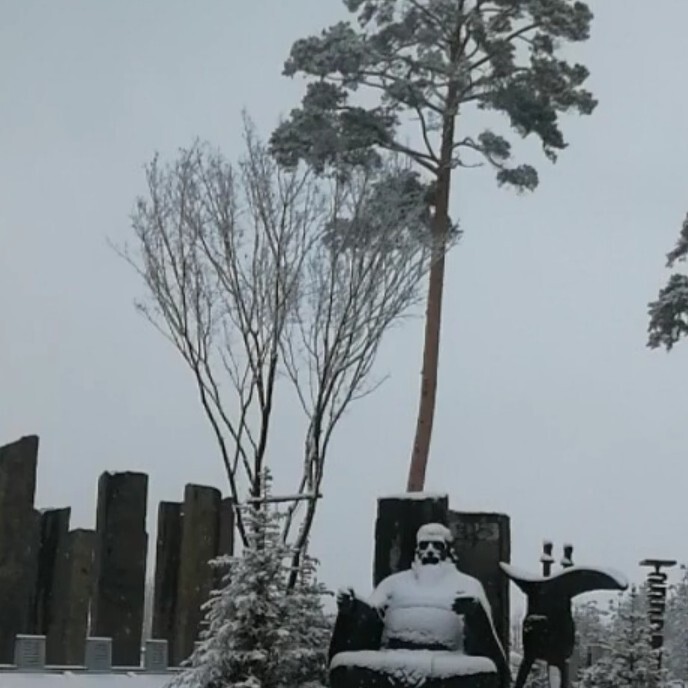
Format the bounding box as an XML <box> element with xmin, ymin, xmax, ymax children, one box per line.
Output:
<box><xmin>448</xmin><ymin>511</ymin><xmax>511</xmax><ymax>686</ymax></box>
<box><xmin>32</xmin><ymin>508</ymin><xmax>71</xmax><ymax>636</ymax></box>
<box><xmin>173</xmin><ymin>484</ymin><xmax>221</xmax><ymax>665</ymax></box>
<box><xmin>374</xmin><ymin>494</ymin><xmax>449</xmax><ymax>585</ymax></box>
<box><xmin>48</xmin><ymin>529</ymin><xmax>95</xmax><ymax>665</ymax></box>
<box><xmin>152</xmin><ymin>501</ymin><xmax>182</xmax><ymax>665</ymax></box>
<box><xmin>213</xmin><ymin>497</ymin><xmax>235</xmax><ymax>590</ymax></box>
<box><xmin>91</xmin><ymin>472</ymin><xmax>148</xmax><ymax>667</ymax></box>
<box><xmin>0</xmin><ymin>435</ymin><xmax>39</xmax><ymax>662</ymax></box>
<box><xmin>217</xmin><ymin>497</ymin><xmax>235</xmax><ymax>557</ymax></box>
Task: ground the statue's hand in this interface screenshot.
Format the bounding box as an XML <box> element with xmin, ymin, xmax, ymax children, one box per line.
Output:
<box><xmin>336</xmin><ymin>587</ymin><xmax>357</xmax><ymax>615</ymax></box>
<box><xmin>452</xmin><ymin>594</ymin><xmax>479</xmax><ymax>616</ymax></box>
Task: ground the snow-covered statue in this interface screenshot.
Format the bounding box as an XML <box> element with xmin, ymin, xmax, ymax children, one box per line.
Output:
<box><xmin>329</xmin><ymin>523</ymin><xmax>509</xmax><ymax>688</ymax></box>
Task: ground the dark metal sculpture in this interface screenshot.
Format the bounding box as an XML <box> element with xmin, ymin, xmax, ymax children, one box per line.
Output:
<box><xmin>502</xmin><ymin>543</ymin><xmax>628</xmax><ymax>688</ymax></box>
<box><xmin>640</xmin><ymin>558</ymin><xmax>676</xmax><ymax>669</ymax></box>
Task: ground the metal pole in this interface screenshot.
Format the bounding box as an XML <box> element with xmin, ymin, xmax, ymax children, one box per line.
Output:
<box><xmin>541</xmin><ymin>540</ymin><xmax>554</xmax><ymax>577</ymax></box>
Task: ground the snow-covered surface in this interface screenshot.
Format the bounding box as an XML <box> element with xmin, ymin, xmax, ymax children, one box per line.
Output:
<box><xmin>331</xmin><ymin>650</ymin><xmax>496</xmax><ymax>678</ymax></box>
<box><xmin>416</xmin><ymin>523</ymin><xmax>452</xmax><ymax>543</ymax></box>
<box><xmin>378</xmin><ymin>493</ymin><xmax>448</xmax><ymax>501</ymax></box>
<box><xmin>500</xmin><ymin>562</ymin><xmax>629</xmax><ymax>589</ymax></box>
<box><xmin>0</xmin><ymin>673</ymin><xmax>171</xmax><ymax>687</ymax></box>
<box><xmin>368</xmin><ymin>562</ymin><xmax>491</xmax><ymax>652</ymax></box>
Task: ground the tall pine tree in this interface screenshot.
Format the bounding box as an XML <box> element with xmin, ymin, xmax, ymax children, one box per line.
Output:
<box><xmin>271</xmin><ymin>0</ymin><xmax>597</xmax><ymax>491</ymax></box>
<box><xmin>172</xmin><ymin>475</ymin><xmax>331</xmax><ymax>688</ymax></box>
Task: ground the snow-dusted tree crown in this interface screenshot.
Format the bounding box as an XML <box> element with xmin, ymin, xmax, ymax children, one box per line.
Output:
<box><xmin>271</xmin><ymin>0</ymin><xmax>596</xmax><ymax>190</ymax></box>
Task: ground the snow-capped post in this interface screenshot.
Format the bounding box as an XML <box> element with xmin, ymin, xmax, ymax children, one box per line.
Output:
<box><xmin>640</xmin><ymin>558</ymin><xmax>677</xmax><ymax>669</ymax></box>
<box><xmin>331</xmin><ymin>522</ymin><xmax>509</xmax><ymax>688</ymax></box>
<box><xmin>502</xmin><ymin>556</ymin><xmax>628</xmax><ymax>688</ymax></box>
<box><xmin>374</xmin><ymin>493</ymin><xmax>448</xmax><ymax>586</ymax></box>
<box><xmin>541</xmin><ymin>541</ymin><xmax>555</xmax><ymax>577</ymax></box>
<box><xmin>561</xmin><ymin>544</ymin><xmax>574</xmax><ymax>569</ymax></box>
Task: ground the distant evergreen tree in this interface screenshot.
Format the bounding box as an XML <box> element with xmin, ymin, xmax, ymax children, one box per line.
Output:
<box><xmin>579</xmin><ymin>588</ymin><xmax>664</xmax><ymax>688</ymax></box>
<box><xmin>572</xmin><ymin>599</ymin><xmax>607</xmax><ymax>676</ymax></box>
<box><xmin>172</xmin><ymin>473</ymin><xmax>331</xmax><ymax>688</ymax></box>
<box><xmin>574</xmin><ymin>600</ymin><xmax>606</xmax><ymax>650</ymax></box>
<box><xmin>663</xmin><ymin>565</ymin><xmax>688</xmax><ymax>683</ymax></box>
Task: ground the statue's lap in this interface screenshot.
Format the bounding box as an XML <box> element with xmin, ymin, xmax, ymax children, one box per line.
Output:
<box><xmin>330</xmin><ymin>650</ymin><xmax>498</xmax><ymax>688</ymax></box>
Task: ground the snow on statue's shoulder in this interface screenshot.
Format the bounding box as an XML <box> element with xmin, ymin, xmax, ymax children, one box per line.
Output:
<box><xmin>500</xmin><ymin>563</ymin><xmax>628</xmax><ymax>589</ymax></box>
<box><xmin>331</xmin><ymin>650</ymin><xmax>496</xmax><ymax>678</ymax></box>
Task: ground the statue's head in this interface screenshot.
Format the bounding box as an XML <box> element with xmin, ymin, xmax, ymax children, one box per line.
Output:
<box><xmin>415</xmin><ymin>523</ymin><xmax>453</xmax><ymax>566</ymax></box>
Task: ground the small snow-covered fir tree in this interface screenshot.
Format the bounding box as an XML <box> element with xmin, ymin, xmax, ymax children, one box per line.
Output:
<box><xmin>579</xmin><ymin>587</ymin><xmax>665</xmax><ymax>688</ymax></box>
<box><xmin>662</xmin><ymin>565</ymin><xmax>688</xmax><ymax>683</ymax></box>
<box><xmin>172</xmin><ymin>474</ymin><xmax>331</xmax><ymax>688</ymax></box>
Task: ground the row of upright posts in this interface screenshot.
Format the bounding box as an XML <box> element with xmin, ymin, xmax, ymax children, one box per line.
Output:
<box><xmin>0</xmin><ymin>435</ymin><xmax>234</xmax><ymax>668</ymax></box>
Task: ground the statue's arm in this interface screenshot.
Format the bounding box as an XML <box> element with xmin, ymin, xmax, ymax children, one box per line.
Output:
<box><xmin>329</xmin><ymin>585</ymin><xmax>385</xmax><ymax>661</ymax></box>
<box><xmin>458</xmin><ymin>581</ymin><xmax>510</xmax><ymax>681</ymax></box>
<box><xmin>367</xmin><ymin>577</ymin><xmax>391</xmax><ymax>613</ymax></box>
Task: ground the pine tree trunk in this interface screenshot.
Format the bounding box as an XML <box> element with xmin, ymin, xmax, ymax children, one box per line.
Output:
<box><xmin>406</xmin><ymin>86</ymin><xmax>457</xmax><ymax>491</ymax></box>
<box><xmin>406</xmin><ymin>166</ymin><xmax>452</xmax><ymax>492</ymax></box>
<box><xmin>405</xmin><ymin>9</ymin><xmax>465</xmax><ymax>491</ymax></box>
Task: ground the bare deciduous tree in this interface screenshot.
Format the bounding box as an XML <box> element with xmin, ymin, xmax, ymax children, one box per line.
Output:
<box><xmin>123</xmin><ymin>119</ymin><xmax>434</xmax><ymax>557</ymax></box>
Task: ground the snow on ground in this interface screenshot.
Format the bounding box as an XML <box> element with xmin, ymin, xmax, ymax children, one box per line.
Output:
<box><xmin>0</xmin><ymin>672</ymin><xmax>171</xmax><ymax>687</ymax></box>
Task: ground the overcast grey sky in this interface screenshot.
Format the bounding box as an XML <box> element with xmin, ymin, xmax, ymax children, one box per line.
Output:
<box><xmin>2</xmin><ymin>0</ymin><xmax>688</xmax><ymax>605</ymax></box>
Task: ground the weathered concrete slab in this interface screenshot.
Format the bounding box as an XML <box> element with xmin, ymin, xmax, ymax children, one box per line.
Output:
<box><xmin>152</xmin><ymin>501</ymin><xmax>181</xmax><ymax>665</ymax></box>
<box><xmin>172</xmin><ymin>484</ymin><xmax>221</xmax><ymax>665</ymax></box>
<box><xmin>91</xmin><ymin>472</ymin><xmax>148</xmax><ymax>667</ymax></box>
<box><xmin>48</xmin><ymin>528</ymin><xmax>95</xmax><ymax>665</ymax></box>
<box><xmin>0</xmin><ymin>435</ymin><xmax>39</xmax><ymax>662</ymax></box>
<box><xmin>32</xmin><ymin>508</ymin><xmax>71</xmax><ymax>636</ymax></box>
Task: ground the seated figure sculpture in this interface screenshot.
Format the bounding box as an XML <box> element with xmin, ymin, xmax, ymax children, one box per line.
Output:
<box><xmin>329</xmin><ymin>523</ymin><xmax>509</xmax><ymax>688</ymax></box>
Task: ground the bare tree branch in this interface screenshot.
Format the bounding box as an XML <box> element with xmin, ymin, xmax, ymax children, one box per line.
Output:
<box><xmin>124</xmin><ymin>121</ymin><xmax>434</xmax><ymax>568</ymax></box>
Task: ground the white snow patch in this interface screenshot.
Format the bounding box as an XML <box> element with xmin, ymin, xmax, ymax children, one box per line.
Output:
<box><xmin>378</xmin><ymin>493</ymin><xmax>448</xmax><ymax>502</ymax></box>
<box><xmin>548</xmin><ymin>664</ymin><xmax>562</xmax><ymax>688</ymax></box>
<box><xmin>331</xmin><ymin>650</ymin><xmax>496</xmax><ymax>679</ymax></box>
<box><xmin>416</xmin><ymin>524</ymin><xmax>452</xmax><ymax>543</ymax></box>
<box><xmin>0</xmin><ymin>673</ymin><xmax>171</xmax><ymax>687</ymax></box>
